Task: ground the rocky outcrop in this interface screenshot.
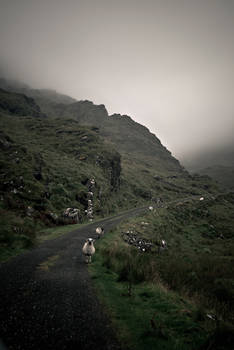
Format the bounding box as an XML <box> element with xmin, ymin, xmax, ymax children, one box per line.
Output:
<box><xmin>97</xmin><ymin>151</ymin><xmax>121</xmax><ymax>190</ymax></box>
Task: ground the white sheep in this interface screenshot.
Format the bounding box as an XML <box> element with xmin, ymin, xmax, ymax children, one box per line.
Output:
<box><xmin>158</xmin><ymin>239</ymin><xmax>167</xmax><ymax>254</ymax></box>
<box><xmin>82</xmin><ymin>238</ymin><xmax>95</xmax><ymax>263</ymax></box>
<box><xmin>95</xmin><ymin>226</ymin><xmax>104</xmax><ymax>238</ymax></box>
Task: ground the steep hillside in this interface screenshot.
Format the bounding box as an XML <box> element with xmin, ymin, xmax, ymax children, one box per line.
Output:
<box><xmin>44</xmin><ymin>100</ymin><xmax>182</xmax><ymax>174</ymax></box>
<box><xmin>0</xmin><ymin>83</ymin><xmax>221</xmax><ymax>260</ymax></box>
<box><xmin>0</xmin><ymin>79</ymin><xmax>220</xmax><ymax>197</ymax></box>
<box><xmin>0</xmin><ymin>79</ymin><xmax>184</xmax><ymax>174</ymax></box>
<box><xmin>38</xmin><ymin>98</ymin><xmax>221</xmax><ymax>199</ymax></box>
<box><xmin>0</xmin><ymin>91</ymin><xmax>125</xmax><ymax>258</ymax></box>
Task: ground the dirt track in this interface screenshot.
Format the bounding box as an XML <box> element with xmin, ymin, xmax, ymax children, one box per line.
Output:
<box><xmin>0</xmin><ymin>206</ymin><xmax>147</xmax><ymax>350</ymax></box>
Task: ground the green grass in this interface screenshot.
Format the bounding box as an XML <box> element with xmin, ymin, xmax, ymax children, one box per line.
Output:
<box><xmin>89</xmin><ymin>194</ymin><xmax>234</xmax><ymax>349</ymax></box>
<box><xmin>90</xmin><ymin>233</ymin><xmax>209</xmax><ymax>350</ymax></box>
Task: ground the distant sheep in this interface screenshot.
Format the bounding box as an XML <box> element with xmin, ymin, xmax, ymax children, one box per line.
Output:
<box><xmin>158</xmin><ymin>239</ymin><xmax>167</xmax><ymax>254</ymax></box>
<box><xmin>149</xmin><ymin>206</ymin><xmax>154</xmax><ymax>211</ymax></box>
<box><xmin>95</xmin><ymin>226</ymin><xmax>104</xmax><ymax>238</ymax></box>
<box><xmin>82</xmin><ymin>238</ymin><xmax>95</xmax><ymax>263</ymax></box>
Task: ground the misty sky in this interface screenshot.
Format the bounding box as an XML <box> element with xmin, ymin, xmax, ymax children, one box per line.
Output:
<box><xmin>0</xmin><ymin>0</ymin><xmax>234</xmax><ymax>164</ymax></box>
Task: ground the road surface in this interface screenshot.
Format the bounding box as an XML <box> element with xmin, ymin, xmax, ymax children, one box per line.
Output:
<box><xmin>0</xmin><ymin>206</ymin><xmax>147</xmax><ymax>350</ymax></box>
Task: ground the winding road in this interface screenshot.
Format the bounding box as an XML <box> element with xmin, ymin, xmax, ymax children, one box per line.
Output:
<box><xmin>0</xmin><ymin>206</ymin><xmax>147</xmax><ymax>350</ymax></box>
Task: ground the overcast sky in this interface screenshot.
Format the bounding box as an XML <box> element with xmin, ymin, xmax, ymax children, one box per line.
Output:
<box><xmin>0</xmin><ymin>0</ymin><xmax>234</xmax><ymax>164</ymax></box>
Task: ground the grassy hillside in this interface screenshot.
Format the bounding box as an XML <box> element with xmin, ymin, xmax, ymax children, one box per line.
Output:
<box><xmin>44</xmin><ymin>100</ymin><xmax>183</xmax><ymax>173</ymax></box>
<box><xmin>32</xmin><ymin>94</ymin><xmax>221</xmax><ymax>200</ymax></box>
<box><xmin>90</xmin><ymin>193</ymin><xmax>234</xmax><ymax>349</ymax></box>
<box><xmin>0</xmin><ymin>82</ymin><xmax>221</xmax><ymax>261</ymax></box>
<box><xmin>0</xmin><ymin>105</ymin><xmax>126</xmax><ymax>259</ymax></box>
<box><xmin>0</xmin><ymin>79</ymin><xmax>187</xmax><ymax>174</ymax></box>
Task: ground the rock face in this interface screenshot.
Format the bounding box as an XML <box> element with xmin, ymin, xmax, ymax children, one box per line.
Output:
<box><xmin>97</xmin><ymin>151</ymin><xmax>121</xmax><ymax>190</ymax></box>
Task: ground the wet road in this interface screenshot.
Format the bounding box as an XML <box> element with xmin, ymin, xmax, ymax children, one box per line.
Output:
<box><xmin>0</xmin><ymin>206</ymin><xmax>147</xmax><ymax>350</ymax></box>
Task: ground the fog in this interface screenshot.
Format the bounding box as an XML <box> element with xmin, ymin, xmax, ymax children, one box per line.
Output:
<box><xmin>0</xmin><ymin>0</ymin><xmax>234</xmax><ymax>165</ymax></box>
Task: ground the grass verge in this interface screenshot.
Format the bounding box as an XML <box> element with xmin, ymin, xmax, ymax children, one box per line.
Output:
<box><xmin>89</xmin><ymin>231</ymin><xmax>209</xmax><ymax>350</ymax></box>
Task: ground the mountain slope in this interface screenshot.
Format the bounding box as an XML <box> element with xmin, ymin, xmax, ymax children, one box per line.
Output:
<box><xmin>44</xmin><ymin>100</ymin><xmax>182</xmax><ymax>174</ymax></box>
<box><xmin>0</xmin><ymin>82</ymin><xmax>221</xmax><ymax>259</ymax></box>
<box><xmin>0</xmin><ymin>79</ymin><xmax>183</xmax><ymax>174</ymax></box>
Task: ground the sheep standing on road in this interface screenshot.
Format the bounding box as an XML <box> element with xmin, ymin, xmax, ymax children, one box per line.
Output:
<box><xmin>95</xmin><ymin>226</ymin><xmax>104</xmax><ymax>239</ymax></box>
<box><xmin>82</xmin><ymin>238</ymin><xmax>95</xmax><ymax>263</ymax></box>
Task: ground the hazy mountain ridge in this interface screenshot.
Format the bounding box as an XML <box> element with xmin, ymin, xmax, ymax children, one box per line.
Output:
<box><xmin>0</xmin><ymin>88</ymin><xmax>45</xmax><ymax>118</ymax></box>
<box><xmin>183</xmin><ymin>144</ymin><xmax>234</xmax><ymax>190</ymax></box>
<box><xmin>0</xmin><ymin>78</ymin><xmax>182</xmax><ymax>174</ymax></box>
<box><xmin>41</xmin><ymin>98</ymin><xmax>183</xmax><ymax>174</ymax></box>
<box><xmin>0</xmin><ymin>78</ymin><xmax>76</xmax><ymax>105</ymax></box>
<box><xmin>0</xmin><ymin>79</ymin><xmax>221</xmax><ymax>260</ymax></box>
<box><xmin>197</xmin><ymin>164</ymin><xmax>234</xmax><ymax>190</ymax></box>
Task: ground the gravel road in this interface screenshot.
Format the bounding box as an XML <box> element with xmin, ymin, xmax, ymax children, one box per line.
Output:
<box><xmin>0</xmin><ymin>206</ymin><xmax>147</xmax><ymax>350</ymax></box>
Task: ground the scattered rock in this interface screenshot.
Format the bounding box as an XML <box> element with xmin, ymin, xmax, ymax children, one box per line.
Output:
<box><xmin>122</xmin><ymin>231</ymin><xmax>153</xmax><ymax>252</ymax></box>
